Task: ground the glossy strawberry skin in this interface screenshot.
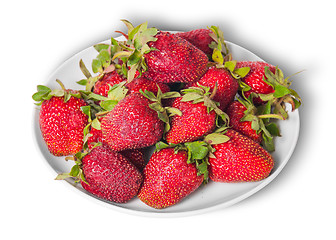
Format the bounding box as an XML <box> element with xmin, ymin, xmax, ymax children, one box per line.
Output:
<box><xmin>186</xmin><ymin>66</ymin><xmax>238</xmax><ymax>111</ymax></box>
<box><xmin>144</xmin><ymin>31</ymin><xmax>208</xmax><ymax>84</ymax></box>
<box><xmin>226</xmin><ymin>100</ymin><xmax>262</xmax><ymax>143</ymax></box>
<box><xmin>81</xmin><ymin>145</ymin><xmax>143</xmax><ymax>203</ymax></box>
<box><xmin>236</xmin><ymin>61</ymin><xmax>276</xmax><ymax>104</ymax></box>
<box><xmin>208</xmin><ymin>129</ymin><xmax>274</xmax><ymax>182</ymax></box>
<box><xmin>101</xmin><ymin>93</ymin><xmax>164</xmax><ymax>151</ymax></box>
<box><xmin>165</xmin><ymin>97</ymin><xmax>216</xmax><ymax>144</ymax></box>
<box><xmin>138</xmin><ymin>148</ymin><xmax>203</xmax><ymax>209</ymax></box>
<box><xmin>175</xmin><ymin>29</ymin><xmax>214</xmax><ymax>56</ymax></box>
<box><xmin>39</xmin><ymin>96</ymin><xmax>88</xmax><ymax>156</ymax></box>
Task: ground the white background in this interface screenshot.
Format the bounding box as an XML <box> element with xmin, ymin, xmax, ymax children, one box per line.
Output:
<box><xmin>1</xmin><ymin>0</ymin><xmax>335</xmax><ymax>239</ymax></box>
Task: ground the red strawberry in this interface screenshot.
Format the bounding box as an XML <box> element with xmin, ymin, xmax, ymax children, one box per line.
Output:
<box><xmin>226</xmin><ymin>100</ymin><xmax>262</xmax><ymax>143</ymax></box>
<box><xmin>101</xmin><ymin>93</ymin><xmax>164</xmax><ymax>151</ymax></box>
<box><xmin>175</xmin><ymin>29</ymin><xmax>214</xmax><ymax>56</ymax></box>
<box><xmin>80</xmin><ymin>145</ymin><xmax>143</xmax><ymax>203</ymax></box>
<box><xmin>93</xmin><ymin>70</ymin><xmax>126</xmax><ymax>97</ymax></box>
<box><xmin>165</xmin><ymin>97</ymin><xmax>216</xmax><ymax>144</ymax></box>
<box><xmin>87</xmin><ymin>126</ymin><xmax>105</xmax><ymax>149</ymax></box>
<box><xmin>113</xmin><ymin>21</ymin><xmax>208</xmax><ymax>84</ymax></box>
<box><xmin>138</xmin><ymin>148</ymin><xmax>203</xmax><ymax>209</ymax></box>
<box><xmin>208</xmin><ymin>129</ymin><xmax>274</xmax><ymax>182</ymax></box>
<box><xmin>185</xmin><ymin>66</ymin><xmax>238</xmax><ymax>110</ymax></box>
<box><xmin>86</xmin><ymin>127</ymin><xmax>146</xmax><ymax>170</ymax></box>
<box><xmin>236</xmin><ymin>61</ymin><xmax>276</xmax><ymax>104</ymax></box>
<box><xmin>165</xmin><ymin>85</ymin><xmax>228</xmax><ymax>144</ymax></box>
<box><xmin>33</xmin><ymin>81</ymin><xmax>88</xmax><ymax>156</ymax></box>
<box><xmin>120</xmin><ymin>148</ymin><xmax>146</xmax><ymax>171</ymax></box>
<box><xmin>144</xmin><ymin>31</ymin><xmax>208</xmax><ymax>83</ymax></box>
<box><xmin>126</xmin><ymin>77</ymin><xmax>170</xmax><ymax>95</ymax></box>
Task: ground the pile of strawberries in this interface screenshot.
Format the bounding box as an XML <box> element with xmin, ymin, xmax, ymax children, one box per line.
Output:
<box><xmin>33</xmin><ymin>20</ymin><xmax>301</xmax><ymax>209</ymax></box>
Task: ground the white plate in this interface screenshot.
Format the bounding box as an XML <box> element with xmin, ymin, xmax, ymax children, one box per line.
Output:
<box><xmin>33</xmin><ymin>35</ymin><xmax>300</xmax><ymax>217</ymax></box>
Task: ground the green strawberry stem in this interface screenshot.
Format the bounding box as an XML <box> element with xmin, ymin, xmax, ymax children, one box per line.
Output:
<box><xmin>181</xmin><ymin>83</ymin><xmax>230</xmax><ymax>126</ymax></box>
<box><xmin>140</xmin><ymin>88</ymin><xmax>181</xmax><ymax>133</ymax></box>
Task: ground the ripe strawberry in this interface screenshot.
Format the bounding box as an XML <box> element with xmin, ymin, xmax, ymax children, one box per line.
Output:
<box><xmin>175</xmin><ymin>26</ymin><xmax>230</xmax><ymax>60</ymax></box>
<box><xmin>175</xmin><ymin>29</ymin><xmax>214</xmax><ymax>56</ymax></box>
<box><xmin>237</xmin><ymin>61</ymin><xmax>302</xmax><ymax>119</ymax></box>
<box><xmin>236</xmin><ymin>61</ymin><xmax>276</xmax><ymax>104</ymax></box>
<box><xmin>165</xmin><ymin>85</ymin><xmax>229</xmax><ymax>144</ymax></box>
<box><xmin>185</xmin><ymin>66</ymin><xmax>239</xmax><ymax>110</ymax></box>
<box><xmin>33</xmin><ymin>81</ymin><xmax>88</xmax><ymax>156</ymax></box>
<box><xmin>120</xmin><ymin>148</ymin><xmax>146</xmax><ymax>171</ymax></box>
<box><xmin>226</xmin><ymin>100</ymin><xmax>262</xmax><ymax>143</ymax></box>
<box><xmin>86</xmin><ymin>127</ymin><xmax>146</xmax><ymax>170</ymax></box>
<box><xmin>93</xmin><ymin>70</ymin><xmax>126</xmax><ymax>97</ymax></box>
<box><xmin>101</xmin><ymin>92</ymin><xmax>164</xmax><ymax>151</ymax></box>
<box><xmin>126</xmin><ymin>77</ymin><xmax>170</xmax><ymax>95</ymax></box>
<box><xmin>80</xmin><ymin>145</ymin><xmax>143</xmax><ymax>203</ymax></box>
<box><xmin>144</xmin><ymin>31</ymin><xmax>208</xmax><ymax>83</ymax></box>
<box><xmin>113</xmin><ymin>21</ymin><xmax>208</xmax><ymax>84</ymax></box>
<box><xmin>138</xmin><ymin>148</ymin><xmax>203</xmax><ymax>209</ymax></box>
<box><xmin>208</xmin><ymin>129</ymin><xmax>274</xmax><ymax>182</ymax></box>
<box><xmin>165</xmin><ymin>97</ymin><xmax>216</xmax><ymax>144</ymax></box>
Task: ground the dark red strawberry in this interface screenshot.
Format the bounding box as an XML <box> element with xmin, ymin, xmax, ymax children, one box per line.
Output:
<box><xmin>175</xmin><ymin>26</ymin><xmax>230</xmax><ymax>61</ymax></box>
<box><xmin>138</xmin><ymin>148</ymin><xmax>203</xmax><ymax>209</ymax></box>
<box><xmin>80</xmin><ymin>145</ymin><xmax>143</xmax><ymax>203</ymax></box>
<box><xmin>185</xmin><ymin>66</ymin><xmax>238</xmax><ymax>110</ymax></box>
<box><xmin>112</xmin><ymin>21</ymin><xmax>208</xmax><ymax>84</ymax></box>
<box><xmin>226</xmin><ymin>100</ymin><xmax>262</xmax><ymax>143</ymax></box>
<box><xmin>33</xmin><ymin>81</ymin><xmax>88</xmax><ymax>156</ymax></box>
<box><xmin>208</xmin><ymin>129</ymin><xmax>274</xmax><ymax>182</ymax></box>
<box><xmin>120</xmin><ymin>148</ymin><xmax>146</xmax><ymax>171</ymax></box>
<box><xmin>236</xmin><ymin>61</ymin><xmax>276</xmax><ymax>105</ymax></box>
<box><xmin>101</xmin><ymin>92</ymin><xmax>164</xmax><ymax>151</ymax></box>
<box><xmin>144</xmin><ymin>31</ymin><xmax>208</xmax><ymax>83</ymax></box>
<box><xmin>86</xmin><ymin>126</ymin><xmax>146</xmax><ymax>170</ymax></box>
<box><xmin>175</xmin><ymin>29</ymin><xmax>214</xmax><ymax>56</ymax></box>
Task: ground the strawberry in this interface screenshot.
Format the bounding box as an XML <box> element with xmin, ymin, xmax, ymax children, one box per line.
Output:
<box><xmin>165</xmin><ymin>85</ymin><xmax>229</xmax><ymax>144</ymax></box>
<box><xmin>33</xmin><ymin>80</ymin><xmax>88</xmax><ymax>156</ymax></box>
<box><xmin>138</xmin><ymin>147</ymin><xmax>203</xmax><ymax>209</ymax></box>
<box><xmin>175</xmin><ymin>28</ymin><xmax>214</xmax><ymax>56</ymax></box>
<box><xmin>175</xmin><ymin>26</ymin><xmax>230</xmax><ymax>59</ymax></box>
<box><xmin>126</xmin><ymin>77</ymin><xmax>170</xmax><ymax>95</ymax></box>
<box><xmin>111</xmin><ymin>21</ymin><xmax>208</xmax><ymax>84</ymax></box>
<box><xmin>120</xmin><ymin>148</ymin><xmax>146</xmax><ymax>171</ymax></box>
<box><xmin>208</xmin><ymin>129</ymin><xmax>274</xmax><ymax>182</ymax></box>
<box><xmin>236</xmin><ymin>61</ymin><xmax>276</xmax><ymax>105</ymax></box>
<box><xmin>93</xmin><ymin>70</ymin><xmax>126</xmax><ymax>97</ymax></box>
<box><xmin>237</xmin><ymin>61</ymin><xmax>302</xmax><ymax>119</ymax></box>
<box><xmin>185</xmin><ymin>66</ymin><xmax>239</xmax><ymax>110</ymax></box>
<box><xmin>57</xmin><ymin>145</ymin><xmax>143</xmax><ymax>203</ymax></box>
<box><xmin>101</xmin><ymin>92</ymin><xmax>164</xmax><ymax>151</ymax></box>
<box><xmin>165</xmin><ymin>97</ymin><xmax>216</xmax><ymax>144</ymax></box>
<box><xmin>143</xmin><ymin>31</ymin><xmax>208</xmax><ymax>83</ymax></box>
<box><xmin>226</xmin><ymin>99</ymin><xmax>283</xmax><ymax>151</ymax></box>
<box><xmin>92</xmin><ymin>71</ymin><xmax>170</xmax><ymax>98</ymax></box>
<box><xmin>226</xmin><ymin>100</ymin><xmax>262</xmax><ymax>143</ymax></box>
<box><xmin>86</xmin><ymin>127</ymin><xmax>146</xmax><ymax>170</ymax></box>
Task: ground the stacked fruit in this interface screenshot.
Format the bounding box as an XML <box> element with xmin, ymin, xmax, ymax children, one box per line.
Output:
<box><xmin>33</xmin><ymin>20</ymin><xmax>301</xmax><ymax>209</ymax></box>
